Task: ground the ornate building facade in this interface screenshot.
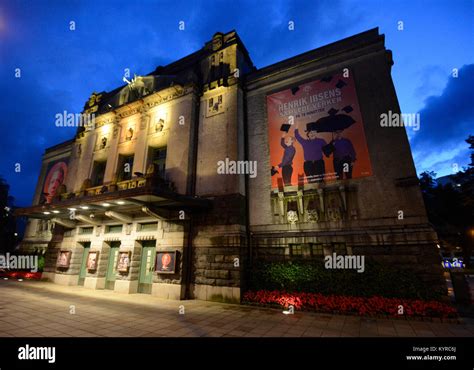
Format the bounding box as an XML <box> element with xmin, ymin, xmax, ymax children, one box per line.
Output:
<box><xmin>17</xmin><ymin>29</ymin><xmax>446</xmax><ymax>301</ymax></box>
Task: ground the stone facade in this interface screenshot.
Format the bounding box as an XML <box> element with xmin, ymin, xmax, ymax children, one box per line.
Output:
<box><xmin>245</xmin><ymin>29</ymin><xmax>445</xmax><ymax>294</ymax></box>
<box><xmin>17</xmin><ymin>28</ymin><xmax>446</xmax><ymax>302</ymax></box>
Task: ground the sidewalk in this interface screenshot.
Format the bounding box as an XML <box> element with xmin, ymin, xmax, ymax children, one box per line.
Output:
<box><xmin>0</xmin><ymin>280</ymin><xmax>473</xmax><ymax>337</ymax></box>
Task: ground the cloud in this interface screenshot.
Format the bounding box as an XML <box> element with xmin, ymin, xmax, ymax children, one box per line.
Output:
<box><xmin>413</xmin><ymin>65</ymin><xmax>447</xmax><ymax>101</ymax></box>
<box><xmin>415</xmin><ymin>145</ymin><xmax>469</xmax><ymax>176</ymax></box>
<box><xmin>0</xmin><ymin>69</ymin><xmax>77</xmax><ymax>206</ymax></box>
<box><xmin>1</xmin><ymin>0</ymin><xmax>470</xmax><ymax>206</ymax></box>
<box><xmin>411</xmin><ymin>64</ymin><xmax>474</xmax><ymax>176</ymax></box>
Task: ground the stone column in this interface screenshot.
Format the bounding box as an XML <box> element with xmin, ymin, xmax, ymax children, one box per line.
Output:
<box><xmin>103</xmin><ymin>115</ymin><xmax>121</xmax><ymax>183</ymax></box>
<box><xmin>132</xmin><ymin>106</ymin><xmax>151</xmax><ymax>175</ymax></box>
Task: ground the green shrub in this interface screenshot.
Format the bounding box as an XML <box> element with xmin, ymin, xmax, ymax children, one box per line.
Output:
<box><xmin>37</xmin><ymin>255</ymin><xmax>45</xmax><ymax>272</ymax></box>
<box><xmin>247</xmin><ymin>259</ymin><xmax>443</xmax><ymax>300</ymax></box>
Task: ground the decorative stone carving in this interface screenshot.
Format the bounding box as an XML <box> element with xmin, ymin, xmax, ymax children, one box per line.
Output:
<box><xmin>287</xmin><ymin>210</ymin><xmax>298</xmax><ymax>224</ymax></box>
<box><xmin>87</xmin><ymin>92</ymin><xmax>102</xmax><ymax>107</ymax></box>
<box><xmin>172</xmin><ymin>84</ymin><xmax>184</xmax><ymax>95</ymax></box>
<box><xmin>305</xmin><ymin>197</ymin><xmax>319</xmax><ymax>222</ymax></box>
<box><xmin>116</xmin><ymin>102</ymin><xmax>142</xmax><ymax>120</ymax></box>
<box><xmin>113</xmin><ymin>124</ymin><xmax>120</xmax><ymax>139</ymax></box>
<box><xmin>125</xmin><ymin>127</ymin><xmax>134</xmax><ymax>141</ymax></box>
<box><xmin>140</xmin><ymin>108</ymin><xmax>150</xmax><ymax>130</ymax></box>
<box><xmin>142</xmin><ymin>84</ymin><xmax>188</xmax><ymax>110</ymax></box>
<box><xmin>84</xmin><ymin>92</ymin><xmax>102</xmax><ymax>114</ymax></box>
<box><xmin>155</xmin><ymin>118</ymin><xmax>165</xmax><ymax>132</ymax></box>
<box><xmin>144</xmin><ymin>95</ymin><xmax>163</xmax><ymax>110</ymax></box>
<box><xmin>212</xmin><ymin>33</ymin><xmax>223</xmax><ymax>51</ymax></box>
<box><xmin>326</xmin><ymin>196</ymin><xmax>342</xmax><ymax>221</ymax></box>
<box><xmin>120</xmin><ymin>75</ymin><xmax>154</xmax><ymax>105</ymax></box>
<box><xmin>307</xmin><ymin>209</ymin><xmax>319</xmax><ymax>222</ymax></box>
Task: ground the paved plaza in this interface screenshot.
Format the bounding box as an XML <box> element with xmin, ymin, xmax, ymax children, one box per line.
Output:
<box><xmin>0</xmin><ymin>280</ymin><xmax>473</xmax><ymax>338</ymax></box>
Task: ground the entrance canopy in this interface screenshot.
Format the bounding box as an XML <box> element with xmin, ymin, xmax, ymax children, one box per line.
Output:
<box><xmin>15</xmin><ymin>179</ymin><xmax>211</xmax><ymax>224</ymax></box>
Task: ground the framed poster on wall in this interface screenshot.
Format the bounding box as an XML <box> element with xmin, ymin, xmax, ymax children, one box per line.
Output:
<box><xmin>86</xmin><ymin>251</ymin><xmax>99</xmax><ymax>271</ymax></box>
<box><xmin>155</xmin><ymin>251</ymin><xmax>177</xmax><ymax>274</ymax></box>
<box><xmin>41</xmin><ymin>158</ymin><xmax>69</xmax><ymax>204</ymax></box>
<box><xmin>116</xmin><ymin>251</ymin><xmax>131</xmax><ymax>273</ymax></box>
<box><xmin>56</xmin><ymin>250</ymin><xmax>71</xmax><ymax>268</ymax></box>
<box><xmin>267</xmin><ymin>72</ymin><xmax>372</xmax><ymax>187</ymax></box>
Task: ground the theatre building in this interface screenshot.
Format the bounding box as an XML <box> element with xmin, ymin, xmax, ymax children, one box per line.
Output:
<box><xmin>17</xmin><ymin>28</ymin><xmax>446</xmax><ymax>301</ymax></box>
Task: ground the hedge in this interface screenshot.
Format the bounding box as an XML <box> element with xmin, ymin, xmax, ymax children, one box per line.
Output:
<box><xmin>247</xmin><ymin>260</ymin><xmax>444</xmax><ymax>300</ymax></box>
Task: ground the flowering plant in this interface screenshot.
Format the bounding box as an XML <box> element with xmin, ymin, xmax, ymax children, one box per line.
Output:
<box><xmin>243</xmin><ymin>290</ymin><xmax>457</xmax><ymax>318</ymax></box>
<box><xmin>0</xmin><ymin>271</ymin><xmax>42</xmax><ymax>280</ymax></box>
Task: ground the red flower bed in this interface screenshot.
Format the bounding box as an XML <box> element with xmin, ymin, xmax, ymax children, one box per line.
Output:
<box><xmin>243</xmin><ymin>290</ymin><xmax>458</xmax><ymax>318</ymax></box>
<box><xmin>0</xmin><ymin>271</ymin><xmax>42</xmax><ymax>280</ymax></box>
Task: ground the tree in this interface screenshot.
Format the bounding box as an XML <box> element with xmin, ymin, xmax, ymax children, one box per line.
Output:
<box><xmin>419</xmin><ymin>171</ymin><xmax>437</xmax><ymax>191</ymax></box>
<box><xmin>420</xmin><ymin>136</ymin><xmax>474</xmax><ymax>268</ymax></box>
<box><xmin>467</xmin><ymin>135</ymin><xmax>474</xmax><ymax>167</ymax></box>
<box><xmin>0</xmin><ymin>177</ymin><xmax>18</xmax><ymax>253</ymax></box>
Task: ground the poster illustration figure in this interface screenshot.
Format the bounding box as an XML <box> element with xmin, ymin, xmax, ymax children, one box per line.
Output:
<box><xmin>155</xmin><ymin>251</ymin><xmax>176</xmax><ymax>274</ymax></box>
<box><xmin>117</xmin><ymin>252</ymin><xmax>131</xmax><ymax>272</ymax></box>
<box><xmin>294</xmin><ymin>122</ymin><xmax>327</xmax><ymax>183</ymax></box>
<box><xmin>42</xmin><ymin>159</ymin><xmax>68</xmax><ymax>203</ymax></box>
<box><xmin>331</xmin><ymin>130</ymin><xmax>356</xmax><ymax>180</ymax></box>
<box><xmin>86</xmin><ymin>251</ymin><xmax>99</xmax><ymax>271</ymax></box>
<box><xmin>272</xmin><ymin>133</ymin><xmax>296</xmax><ymax>185</ymax></box>
<box><xmin>56</xmin><ymin>250</ymin><xmax>71</xmax><ymax>268</ymax></box>
<box><xmin>267</xmin><ymin>72</ymin><xmax>372</xmax><ymax>188</ymax></box>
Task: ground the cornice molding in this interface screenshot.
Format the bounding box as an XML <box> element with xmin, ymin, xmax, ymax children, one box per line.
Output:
<box><xmin>115</xmin><ymin>100</ymin><xmax>143</xmax><ymax>120</ymax></box>
<box><xmin>94</xmin><ymin>111</ymin><xmax>116</xmax><ymax>128</ymax></box>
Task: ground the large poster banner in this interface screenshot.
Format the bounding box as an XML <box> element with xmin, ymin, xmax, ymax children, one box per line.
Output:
<box><xmin>42</xmin><ymin>158</ymin><xmax>68</xmax><ymax>203</ymax></box>
<box><xmin>267</xmin><ymin>73</ymin><xmax>372</xmax><ymax>188</ymax></box>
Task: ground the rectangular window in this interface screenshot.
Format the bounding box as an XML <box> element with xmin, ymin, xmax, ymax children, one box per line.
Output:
<box><xmin>333</xmin><ymin>243</ymin><xmax>347</xmax><ymax>255</ymax></box>
<box><xmin>148</xmin><ymin>147</ymin><xmax>167</xmax><ymax>179</ymax></box>
<box><xmin>289</xmin><ymin>244</ymin><xmax>303</xmax><ymax>257</ymax></box>
<box><xmin>91</xmin><ymin>161</ymin><xmax>107</xmax><ymax>187</ymax></box>
<box><xmin>79</xmin><ymin>227</ymin><xmax>93</xmax><ymax>235</ymax></box>
<box><xmin>138</xmin><ymin>222</ymin><xmax>158</xmax><ymax>232</ymax></box>
<box><xmin>290</xmin><ymin>244</ymin><xmax>313</xmax><ymax>258</ymax></box>
<box><xmin>106</xmin><ymin>225</ymin><xmax>123</xmax><ymax>233</ymax></box>
<box><xmin>290</xmin><ymin>244</ymin><xmax>316</xmax><ymax>259</ymax></box>
<box><xmin>310</xmin><ymin>243</ymin><xmax>324</xmax><ymax>256</ymax></box>
<box><xmin>117</xmin><ymin>154</ymin><xmax>134</xmax><ymax>181</ymax></box>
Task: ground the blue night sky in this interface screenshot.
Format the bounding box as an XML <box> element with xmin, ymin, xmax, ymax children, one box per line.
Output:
<box><xmin>0</xmin><ymin>0</ymin><xmax>473</xmax><ymax>206</ymax></box>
